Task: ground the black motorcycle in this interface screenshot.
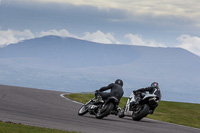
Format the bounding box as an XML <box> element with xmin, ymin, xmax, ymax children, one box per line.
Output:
<box><xmin>78</xmin><ymin>94</ymin><xmax>120</xmax><ymax>119</ymax></box>
<box><xmin>118</xmin><ymin>91</ymin><xmax>159</xmax><ymax>121</ymax></box>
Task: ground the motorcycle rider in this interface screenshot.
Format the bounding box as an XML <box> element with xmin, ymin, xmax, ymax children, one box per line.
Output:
<box><xmin>95</xmin><ymin>79</ymin><xmax>124</xmax><ymax>104</ymax></box>
<box><xmin>131</xmin><ymin>82</ymin><xmax>161</xmax><ymax>114</ymax></box>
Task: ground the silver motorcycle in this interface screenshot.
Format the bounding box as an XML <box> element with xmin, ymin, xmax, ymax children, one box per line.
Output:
<box><xmin>118</xmin><ymin>91</ymin><xmax>159</xmax><ymax>121</ymax></box>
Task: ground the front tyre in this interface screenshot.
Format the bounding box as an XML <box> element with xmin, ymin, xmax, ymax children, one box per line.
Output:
<box><xmin>96</xmin><ymin>102</ymin><xmax>114</xmax><ymax>119</ymax></box>
<box><xmin>78</xmin><ymin>105</ymin><xmax>88</xmax><ymax>116</ymax></box>
<box><xmin>132</xmin><ymin>104</ymin><xmax>150</xmax><ymax>121</ymax></box>
<box><xmin>118</xmin><ymin>108</ymin><xmax>125</xmax><ymax>118</ymax></box>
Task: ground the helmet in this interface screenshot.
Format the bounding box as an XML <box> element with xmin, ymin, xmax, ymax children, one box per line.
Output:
<box><xmin>151</xmin><ymin>82</ymin><xmax>159</xmax><ymax>88</ymax></box>
<box><xmin>115</xmin><ymin>79</ymin><xmax>123</xmax><ymax>87</ymax></box>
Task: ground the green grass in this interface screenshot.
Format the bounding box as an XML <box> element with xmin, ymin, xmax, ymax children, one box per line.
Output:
<box><xmin>0</xmin><ymin>121</ymin><xmax>79</xmax><ymax>133</ymax></box>
<box><xmin>147</xmin><ymin>101</ymin><xmax>200</xmax><ymax>128</ymax></box>
<box><xmin>66</xmin><ymin>93</ymin><xmax>200</xmax><ymax>129</ymax></box>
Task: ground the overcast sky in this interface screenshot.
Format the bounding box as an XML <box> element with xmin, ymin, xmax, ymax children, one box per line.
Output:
<box><xmin>1</xmin><ymin>0</ymin><xmax>200</xmax><ymax>56</ymax></box>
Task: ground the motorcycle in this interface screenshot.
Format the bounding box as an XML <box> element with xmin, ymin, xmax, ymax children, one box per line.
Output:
<box><xmin>118</xmin><ymin>91</ymin><xmax>159</xmax><ymax>121</ymax></box>
<box><xmin>78</xmin><ymin>93</ymin><xmax>120</xmax><ymax>119</ymax></box>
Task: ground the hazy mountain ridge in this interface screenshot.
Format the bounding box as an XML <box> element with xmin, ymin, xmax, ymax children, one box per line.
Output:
<box><xmin>0</xmin><ymin>36</ymin><xmax>140</xmax><ymax>68</ymax></box>
<box><xmin>0</xmin><ymin>35</ymin><xmax>200</xmax><ymax>103</ymax></box>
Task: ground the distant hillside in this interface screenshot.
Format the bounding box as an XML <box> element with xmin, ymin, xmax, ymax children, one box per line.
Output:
<box><xmin>0</xmin><ymin>35</ymin><xmax>200</xmax><ymax>103</ymax></box>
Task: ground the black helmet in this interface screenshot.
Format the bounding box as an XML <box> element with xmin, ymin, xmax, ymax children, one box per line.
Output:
<box><xmin>151</xmin><ymin>82</ymin><xmax>159</xmax><ymax>88</ymax></box>
<box><xmin>115</xmin><ymin>79</ymin><xmax>123</xmax><ymax>87</ymax></box>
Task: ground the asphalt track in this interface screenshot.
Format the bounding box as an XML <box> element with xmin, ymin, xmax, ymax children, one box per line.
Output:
<box><xmin>0</xmin><ymin>85</ymin><xmax>199</xmax><ymax>133</ymax></box>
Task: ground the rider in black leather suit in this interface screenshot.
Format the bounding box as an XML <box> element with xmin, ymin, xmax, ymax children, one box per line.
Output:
<box><xmin>95</xmin><ymin>79</ymin><xmax>124</xmax><ymax>103</ymax></box>
<box><xmin>132</xmin><ymin>82</ymin><xmax>161</xmax><ymax>114</ymax></box>
<box><xmin>133</xmin><ymin>82</ymin><xmax>161</xmax><ymax>101</ymax></box>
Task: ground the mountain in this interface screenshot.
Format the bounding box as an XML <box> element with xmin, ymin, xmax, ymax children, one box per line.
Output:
<box><xmin>0</xmin><ymin>35</ymin><xmax>200</xmax><ymax>103</ymax></box>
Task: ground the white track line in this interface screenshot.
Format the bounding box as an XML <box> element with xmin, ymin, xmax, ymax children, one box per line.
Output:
<box><xmin>60</xmin><ymin>93</ymin><xmax>83</xmax><ymax>105</ymax></box>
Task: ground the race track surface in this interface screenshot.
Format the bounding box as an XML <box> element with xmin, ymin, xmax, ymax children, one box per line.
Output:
<box><xmin>0</xmin><ymin>85</ymin><xmax>199</xmax><ymax>133</ymax></box>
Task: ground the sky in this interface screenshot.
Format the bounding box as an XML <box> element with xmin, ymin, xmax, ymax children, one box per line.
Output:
<box><xmin>0</xmin><ymin>0</ymin><xmax>200</xmax><ymax>56</ymax></box>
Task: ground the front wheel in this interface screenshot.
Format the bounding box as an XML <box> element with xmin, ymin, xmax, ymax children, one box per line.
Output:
<box><xmin>78</xmin><ymin>105</ymin><xmax>89</xmax><ymax>116</ymax></box>
<box><xmin>132</xmin><ymin>104</ymin><xmax>150</xmax><ymax>121</ymax></box>
<box><xmin>96</xmin><ymin>102</ymin><xmax>114</xmax><ymax>119</ymax></box>
<box><xmin>118</xmin><ymin>108</ymin><xmax>125</xmax><ymax>118</ymax></box>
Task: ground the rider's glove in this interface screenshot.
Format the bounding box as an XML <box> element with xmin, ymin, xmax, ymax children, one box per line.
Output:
<box><xmin>133</xmin><ymin>90</ymin><xmax>137</xmax><ymax>94</ymax></box>
<box><xmin>95</xmin><ymin>90</ymin><xmax>99</xmax><ymax>98</ymax></box>
<box><xmin>95</xmin><ymin>90</ymin><xmax>99</xmax><ymax>94</ymax></box>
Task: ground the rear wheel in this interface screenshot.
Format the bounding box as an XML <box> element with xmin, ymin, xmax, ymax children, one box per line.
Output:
<box><xmin>96</xmin><ymin>102</ymin><xmax>114</xmax><ymax>119</ymax></box>
<box><xmin>132</xmin><ymin>104</ymin><xmax>149</xmax><ymax>121</ymax></box>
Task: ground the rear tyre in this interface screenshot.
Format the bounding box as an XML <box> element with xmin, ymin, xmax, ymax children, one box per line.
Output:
<box><xmin>96</xmin><ymin>103</ymin><xmax>114</xmax><ymax>119</ymax></box>
<box><xmin>132</xmin><ymin>104</ymin><xmax>149</xmax><ymax>121</ymax></box>
<box><xmin>78</xmin><ymin>105</ymin><xmax>88</xmax><ymax>116</ymax></box>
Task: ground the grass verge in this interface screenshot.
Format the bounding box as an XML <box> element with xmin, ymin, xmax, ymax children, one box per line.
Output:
<box><xmin>0</xmin><ymin>121</ymin><xmax>79</xmax><ymax>133</ymax></box>
<box><xmin>66</xmin><ymin>93</ymin><xmax>200</xmax><ymax>129</ymax></box>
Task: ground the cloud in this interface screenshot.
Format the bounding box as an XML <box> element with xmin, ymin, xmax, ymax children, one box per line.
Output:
<box><xmin>81</xmin><ymin>30</ymin><xmax>119</xmax><ymax>44</ymax></box>
<box><xmin>2</xmin><ymin>28</ymin><xmax>200</xmax><ymax>57</ymax></box>
<box><xmin>0</xmin><ymin>29</ymin><xmax>120</xmax><ymax>47</ymax></box>
<box><xmin>0</xmin><ymin>29</ymin><xmax>166</xmax><ymax>49</ymax></box>
<box><xmin>39</xmin><ymin>29</ymin><xmax>77</xmax><ymax>38</ymax></box>
<box><xmin>0</xmin><ymin>29</ymin><xmax>34</xmax><ymax>47</ymax></box>
<box><xmin>12</xmin><ymin>0</ymin><xmax>200</xmax><ymax>25</ymax></box>
<box><xmin>177</xmin><ymin>35</ymin><xmax>200</xmax><ymax>56</ymax></box>
<box><xmin>125</xmin><ymin>34</ymin><xmax>165</xmax><ymax>47</ymax></box>
<box><xmin>39</xmin><ymin>29</ymin><xmax>120</xmax><ymax>44</ymax></box>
